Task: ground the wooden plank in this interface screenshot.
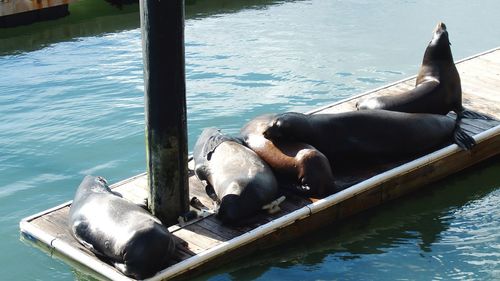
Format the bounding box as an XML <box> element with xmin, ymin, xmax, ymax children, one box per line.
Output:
<box><xmin>195</xmin><ymin>217</ymin><xmax>243</xmax><ymax>240</ymax></box>
<box><xmin>461</xmin><ymin>119</ymin><xmax>500</xmax><ymax>131</ymax></box>
<box><xmin>462</xmin><ymin>95</ymin><xmax>499</xmax><ymax>118</ymax></box>
<box><xmin>171</xmin><ymin>228</ymin><xmax>222</xmax><ymax>254</ymax></box>
<box><xmin>481</xmin><ymin>49</ymin><xmax>500</xmax><ymax>61</ymax></box>
<box><xmin>461</xmin><ymin>73</ymin><xmax>500</xmax><ymax>90</ymax></box>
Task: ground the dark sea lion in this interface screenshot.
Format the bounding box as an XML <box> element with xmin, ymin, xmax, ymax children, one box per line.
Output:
<box><xmin>356</xmin><ymin>22</ymin><xmax>491</xmax><ymax>120</ymax></box>
<box><xmin>240</xmin><ymin>114</ymin><xmax>339</xmax><ymax>198</ymax></box>
<box><xmin>193</xmin><ymin>128</ymin><xmax>279</xmax><ymax>225</ymax></box>
<box><xmin>68</xmin><ymin>176</ymin><xmax>176</xmax><ymax>279</ymax></box>
<box><xmin>263</xmin><ymin>110</ymin><xmax>475</xmax><ymax>168</ymax></box>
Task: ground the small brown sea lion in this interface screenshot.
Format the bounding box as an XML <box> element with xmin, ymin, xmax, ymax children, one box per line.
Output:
<box><xmin>241</xmin><ymin>114</ymin><xmax>339</xmax><ymax>198</ymax></box>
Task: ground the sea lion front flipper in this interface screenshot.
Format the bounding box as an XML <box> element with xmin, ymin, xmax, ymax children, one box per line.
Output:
<box><xmin>205</xmin><ymin>184</ymin><xmax>221</xmax><ymax>205</ymax></box>
<box><xmin>452</xmin><ymin>124</ymin><xmax>476</xmax><ymax>150</ymax></box>
<box><xmin>190</xmin><ymin>196</ymin><xmax>210</xmax><ymax>211</ymax></box>
<box><xmin>458</xmin><ymin>108</ymin><xmax>495</xmax><ymax>121</ymax></box>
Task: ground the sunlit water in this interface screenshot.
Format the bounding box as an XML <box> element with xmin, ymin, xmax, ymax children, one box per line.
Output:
<box><xmin>1</xmin><ymin>0</ymin><xmax>499</xmax><ymax>280</ymax></box>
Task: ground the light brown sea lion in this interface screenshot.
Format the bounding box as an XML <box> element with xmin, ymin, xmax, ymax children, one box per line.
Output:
<box><xmin>240</xmin><ymin>114</ymin><xmax>339</xmax><ymax>198</ymax></box>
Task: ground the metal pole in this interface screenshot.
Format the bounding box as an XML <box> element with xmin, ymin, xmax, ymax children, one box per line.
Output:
<box><xmin>140</xmin><ymin>0</ymin><xmax>189</xmax><ymax>226</ymax></box>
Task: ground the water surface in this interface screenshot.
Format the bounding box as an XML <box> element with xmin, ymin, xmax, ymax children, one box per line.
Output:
<box><xmin>1</xmin><ymin>0</ymin><xmax>499</xmax><ymax>280</ymax></box>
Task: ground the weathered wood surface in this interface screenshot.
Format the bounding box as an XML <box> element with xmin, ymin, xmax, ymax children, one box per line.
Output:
<box><xmin>21</xmin><ymin>48</ymin><xmax>500</xmax><ymax>280</ymax></box>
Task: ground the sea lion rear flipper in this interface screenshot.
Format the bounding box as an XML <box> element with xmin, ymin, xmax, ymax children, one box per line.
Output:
<box><xmin>452</xmin><ymin>124</ymin><xmax>476</xmax><ymax>150</ymax></box>
<box><xmin>190</xmin><ymin>196</ymin><xmax>210</xmax><ymax>211</ymax></box>
<box><xmin>458</xmin><ymin>108</ymin><xmax>495</xmax><ymax>121</ymax></box>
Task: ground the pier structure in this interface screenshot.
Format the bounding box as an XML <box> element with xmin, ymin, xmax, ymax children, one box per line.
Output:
<box><xmin>140</xmin><ymin>0</ymin><xmax>189</xmax><ymax>226</ymax></box>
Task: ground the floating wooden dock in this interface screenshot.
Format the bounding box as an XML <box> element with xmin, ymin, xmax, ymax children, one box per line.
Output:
<box><xmin>20</xmin><ymin>47</ymin><xmax>500</xmax><ymax>281</ymax></box>
<box><xmin>0</xmin><ymin>0</ymin><xmax>75</xmax><ymax>27</ymax></box>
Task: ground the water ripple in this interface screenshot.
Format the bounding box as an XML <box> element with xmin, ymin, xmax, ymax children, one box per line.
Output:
<box><xmin>2</xmin><ymin>1</ymin><xmax>500</xmax><ymax>281</ymax></box>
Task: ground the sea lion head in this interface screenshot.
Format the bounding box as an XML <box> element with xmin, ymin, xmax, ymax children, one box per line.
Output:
<box><xmin>82</xmin><ymin>175</ymin><xmax>111</xmax><ymax>194</ymax></box>
<box><xmin>263</xmin><ymin>112</ymin><xmax>308</xmax><ymax>141</ymax></box>
<box><xmin>426</xmin><ymin>21</ymin><xmax>453</xmax><ymax>61</ymax></box>
<box><xmin>296</xmin><ymin>148</ymin><xmax>338</xmax><ymax>198</ymax></box>
<box><xmin>430</xmin><ymin>22</ymin><xmax>449</xmax><ymax>45</ymax></box>
<box><xmin>216</xmin><ymin>194</ymin><xmax>240</xmax><ymax>225</ymax></box>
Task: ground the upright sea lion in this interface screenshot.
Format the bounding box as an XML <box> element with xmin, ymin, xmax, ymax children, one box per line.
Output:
<box><xmin>356</xmin><ymin>22</ymin><xmax>491</xmax><ymax>120</ymax></box>
<box><xmin>68</xmin><ymin>176</ymin><xmax>176</xmax><ymax>279</ymax></box>
<box><xmin>240</xmin><ymin>114</ymin><xmax>339</xmax><ymax>198</ymax></box>
<box><xmin>263</xmin><ymin>110</ymin><xmax>475</xmax><ymax>168</ymax></box>
<box><xmin>193</xmin><ymin>128</ymin><xmax>278</xmax><ymax>225</ymax></box>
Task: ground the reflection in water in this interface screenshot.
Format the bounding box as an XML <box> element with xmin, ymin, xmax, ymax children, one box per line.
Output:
<box><xmin>196</xmin><ymin>157</ymin><xmax>500</xmax><ymax>281</ymax></box>
<box><xmin>186</xmin><ymin>0</ymin><xmax>291</xmax><ymax>19</ymax></box>
<box><xmin>0</xmin><ymin>0</ymin><xmax>140</xmax><ymax>55</ymax></box>
<box><xmin>0</xmin><ymin>0</ymin><xmax>291</xmax><ymax>55</ymax></box>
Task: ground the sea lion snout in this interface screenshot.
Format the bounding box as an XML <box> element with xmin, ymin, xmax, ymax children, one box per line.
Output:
<box><xmin>435</xmin><ymin>21</ymin><xmax>446</xmax><ymax>32</ymax></box>
<box><xmin>432</xmin><ymin>22</ymin><xmax>448</xmax><ymax>38</ymax></box>
<box><xmin>431</xmin><ymin>22</ymin><xmax>449</xmax><ymax>45</ymax></box>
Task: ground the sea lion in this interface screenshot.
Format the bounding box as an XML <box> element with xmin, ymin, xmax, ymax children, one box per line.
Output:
<box><xmin>68</xmin><ymin>176</ymin><xmax>176</xmax><ymax>279</ymax></box>
<box><xmin>356</xmin><ymin>22</ymin><xmax>491</xmax><ymax>120</ymax></box>
<box><xmin>240</xmin><ymin>114</ymin><xmax>339</xmax><ymax>198</ymax></box>
<box><xmin>263</xmin><ymin>110</ymin><xmax>475</xmax><ymax>168</ymax></box>
<box><xmin>193</xmin><ymin>128</ymin><xmax>279</xmax><ymax>225</ymax></box>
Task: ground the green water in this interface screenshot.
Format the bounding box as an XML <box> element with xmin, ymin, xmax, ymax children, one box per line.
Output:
<box><xmin>1</xmin><ymin>0</ymin><xmax>499</xmax><ymax>280</ymax></box>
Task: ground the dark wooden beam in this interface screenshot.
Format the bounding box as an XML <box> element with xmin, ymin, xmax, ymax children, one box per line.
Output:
<box><xmin>140</xmin><ymin>0</ymin><xmax>189</xmax><ymax>226</ymax></box>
